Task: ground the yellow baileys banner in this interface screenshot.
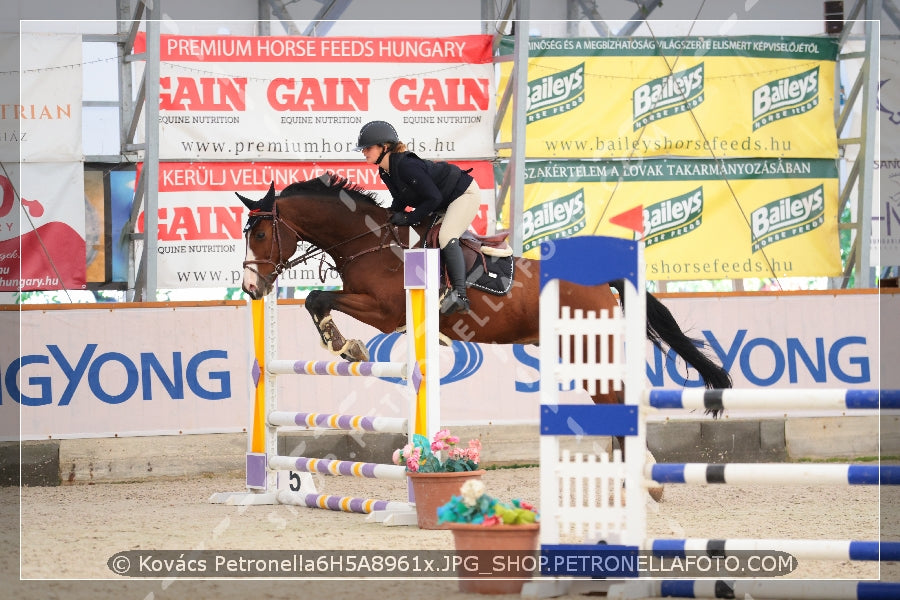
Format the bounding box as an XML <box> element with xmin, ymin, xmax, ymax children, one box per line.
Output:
<box><xmin>497</xmin><ymin>36</ymin><xmax>839</xmax><ymax>159</ymax></box>
<box><xmin>501</xmin><ymin>158</ymin><xmax>841</xmax><ymax>280</ymax></box>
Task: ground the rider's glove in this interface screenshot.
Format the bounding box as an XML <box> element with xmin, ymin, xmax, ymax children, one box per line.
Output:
<box><xmin>389</xmin><ymin>212</ymin><xmax>409</xmax><ymax>226</ymax></box>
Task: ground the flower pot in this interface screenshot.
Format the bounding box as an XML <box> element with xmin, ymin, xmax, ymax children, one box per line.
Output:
<box><xmin>450</xmin><ymin>522</ymin><xmax>540</xmax><ymax>594</ymax></box>
<box><xmin>407</xmin><ymin>470</ymin><xmax>485</xmax><ymax>529</ymax></box>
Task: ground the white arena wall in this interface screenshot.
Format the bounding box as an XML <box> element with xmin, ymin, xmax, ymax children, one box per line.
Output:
<box><xmin>2</xmin><ymin>290</ymin><xmax>894</xmax><ymax>441</ymax></box>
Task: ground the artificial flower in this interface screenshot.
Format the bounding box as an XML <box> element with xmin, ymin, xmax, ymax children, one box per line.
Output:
<box><xmin>393</xmin><ymin>430</ymin><xmax>480</xmax><ymax>473</ymax></box>
<box><xmin>437</xmin><ymin>483</ymin><xmax>539</xmax><ymax>527</ymax></box>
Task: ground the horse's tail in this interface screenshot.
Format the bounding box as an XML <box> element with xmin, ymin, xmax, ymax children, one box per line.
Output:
<box><xmin>609</xmin><ymin>279</ymin><xmax>732</xmax><ymax>401</ymax></box>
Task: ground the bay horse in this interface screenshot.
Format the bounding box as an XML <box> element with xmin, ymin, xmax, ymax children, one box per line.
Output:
<box><xmin>237</xmin><ymin>173</ymin><xmax>731</xmax><ymax>495</ymax></box>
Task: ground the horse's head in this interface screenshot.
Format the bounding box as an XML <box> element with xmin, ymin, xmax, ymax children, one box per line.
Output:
<box><xmin>237</xmin><ymin>182</ymin><xmax>299</xmax><ymax>299</ymax></box>
<box><xmin>237</xmin><ymin>172</ymin><xmax>394</xmax><ymax>299</ymax></box>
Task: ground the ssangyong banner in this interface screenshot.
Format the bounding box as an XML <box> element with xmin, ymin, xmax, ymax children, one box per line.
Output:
<box><xmin>504</xmin><ymin>157</ymin><xmax>840</xmax><ymax>279</ymax></box>
<box><xmin>144</xmin><ymin>161</ymin><xmax>495</xmax><ymax>289</ymax></box>
<box><xmin>497</xmin><ymin>36</ymin><xmax>838</xmax><ymax>159</ymax></box>
<box><xmin>137</xmin><ymin>34</ymin><xmax>494</xmax><ymax>161</ymax></box>
<box><xmin>3</xmin><ymin>292</ymin><xmax>885</xmax><ymax>440</ymax></box>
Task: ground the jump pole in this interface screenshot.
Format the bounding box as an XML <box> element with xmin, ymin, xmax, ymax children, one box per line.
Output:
<box><xmin>648</xmin><ymin>388</ymin><xmax>900</xmax><ymax>411</ymax></box>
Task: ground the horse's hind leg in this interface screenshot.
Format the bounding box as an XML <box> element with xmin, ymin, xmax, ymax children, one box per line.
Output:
<box><xmin>589</xmin><ymin>388</ymin><xmax>664</xmax><ymax>503</ymax></box>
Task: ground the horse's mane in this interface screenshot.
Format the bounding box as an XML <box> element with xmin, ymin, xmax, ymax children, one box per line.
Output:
<box><xmin>279</xmin><ymin>172</ymin><xmax>381</xmax><ymax>206</ymax></box>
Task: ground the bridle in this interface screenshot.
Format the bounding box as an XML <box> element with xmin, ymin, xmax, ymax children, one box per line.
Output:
<box><xmin>242</xmin><ymin>201</ymin><xmax>408</xmax><ymax>287</ymax></box>
<box><xmin>241</xmin><ymin>206</ymin><xmax>299</xmax><ymax>289</ymax></box>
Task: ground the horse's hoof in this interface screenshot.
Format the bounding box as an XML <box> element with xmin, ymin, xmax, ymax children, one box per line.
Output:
<box><xmin>341</xmin><ymin>339</ymin><xmax>370</xmax><ymax>362</ymax></box>
<box><xmin>646</xmin><ymin>448</ymin><xmax>664</xmax><ymax>502</ymax></box>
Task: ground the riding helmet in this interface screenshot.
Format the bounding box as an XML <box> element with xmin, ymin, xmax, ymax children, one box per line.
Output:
<box><xmin>354</xmin><ymin>120</ymin><xmax>399</xmax><ymax>150</ymax></box>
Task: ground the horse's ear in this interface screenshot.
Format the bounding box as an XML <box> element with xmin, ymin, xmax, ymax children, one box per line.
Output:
<box><xmin>235</xmin><ymin>192</ymin><xmax>259</xmax><ymax>211</ymax></box>
<box><xmin>261</xmin><ymin>182</ymin><xmax>277</xmax><ymax>210</ymax></box>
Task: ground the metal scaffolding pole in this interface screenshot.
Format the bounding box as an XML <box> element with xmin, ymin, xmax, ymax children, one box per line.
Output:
<box><xmin>141</xmin><ymin>1</ymin><xmax>161</xmax><ymax>300</ymax></box>
<box><xmin>510</xmin><ymin>0</ymin><xmax>529</xmax><ymax>254</ymax></box>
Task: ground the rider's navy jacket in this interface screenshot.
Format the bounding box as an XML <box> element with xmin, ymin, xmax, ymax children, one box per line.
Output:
<box><xmin>378</xmin><ymin>151</ymin><xmax>473</xmax><ymax>226</ymax></box>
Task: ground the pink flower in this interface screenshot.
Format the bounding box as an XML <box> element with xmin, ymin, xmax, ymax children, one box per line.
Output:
<box><xmin>449</xmin><ymin>439</ymin><xmax>480</xmax><ymax>463</ymax></box>
<box><xmin>391</xmin><ymin>449</ymin><xmax>402</xmax><ymax>465</ymax></box>
<box><xmin>434</xmin><ymin>429</ymin><xmax>459</xmax><ymax>447</ymax></box>
<box><xmin>405</xmin><ymin>447</ymin><xmax>422</xmax><ymax>472</ymax></box>
<box><xmin>446</xmin><ymin>438</ymin><xmax>481</xmax><ymax>463</ymax></box>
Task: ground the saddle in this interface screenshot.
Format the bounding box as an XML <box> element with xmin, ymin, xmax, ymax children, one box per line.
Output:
<box><xmin>423</xmin><ymin>224</ymin><xmax>515</xmax><ymax>296</ymax></box>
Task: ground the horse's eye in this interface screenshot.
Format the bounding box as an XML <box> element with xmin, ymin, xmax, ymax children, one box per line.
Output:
<box><xmin>254</xmin><ymin>231</ymin><xmax>266</xmax><ymax>240</ymax></box>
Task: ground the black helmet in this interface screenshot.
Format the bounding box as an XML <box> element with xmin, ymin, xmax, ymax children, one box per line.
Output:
<box><xmin>354</xmin><ymin>120</ymin><xmax>399</xmax><ymax>151</ymax></box>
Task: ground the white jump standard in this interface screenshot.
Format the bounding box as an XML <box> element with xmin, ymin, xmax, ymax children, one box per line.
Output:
<box><xmin>522</xmin><ymin>235</ymin><xmax>900</xmax><ymax>600</ymax></box>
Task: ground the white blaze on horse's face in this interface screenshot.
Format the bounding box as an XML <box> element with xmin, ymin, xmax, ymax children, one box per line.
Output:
<box><xmin>242</xmin><ymin>244</ymin><xmax>265</xmax><ymax>299</ymax></box>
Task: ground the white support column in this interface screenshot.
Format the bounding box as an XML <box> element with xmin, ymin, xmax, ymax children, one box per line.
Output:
<box><xmin>538</xmin><ymin>277</ymin><xmax>561</xmax><ymax>546</ymax></box>
<box><xmin>623</xmin><ymin>237</ymin><xmax>647</xmax><ymax>547</ymax></box>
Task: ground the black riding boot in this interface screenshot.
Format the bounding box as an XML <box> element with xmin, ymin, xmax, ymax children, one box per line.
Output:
<box><xmin>440</xmin><ymin>238</ymin><xmax>470</xmax><ymax>315</ymax></box>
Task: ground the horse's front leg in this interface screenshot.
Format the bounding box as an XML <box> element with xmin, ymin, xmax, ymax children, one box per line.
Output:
<box><xmin>305</xmin><ymin>290</ymin><xmax>403</xmax><ymax>362</ymax></box>
<box><xmin>304</xmin><ymin>290</ymin><xmax>369</xmax><ymax>361</ymax></box>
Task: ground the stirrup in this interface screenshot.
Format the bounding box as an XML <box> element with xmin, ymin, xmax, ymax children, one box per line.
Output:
<box><xmin>440</xmin><ymin>289</ymin><xmax>469</xmax><ymax>315</ymax></box>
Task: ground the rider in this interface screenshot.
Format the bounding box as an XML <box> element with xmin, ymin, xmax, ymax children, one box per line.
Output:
<box><xmin>355</xmin><ymin>120</ymin><xmax>480</xmax><ymax>315</ymax></box>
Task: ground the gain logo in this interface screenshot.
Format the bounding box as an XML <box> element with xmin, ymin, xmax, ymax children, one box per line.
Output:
<box><xmin>522</xmin><ymin>189</ymin><xmax>586</xmax><ymax>253</ymax></box>
<box><xmin>644</xmin><ymin>187</ymin><xmax>703</xmax><ymax>247</ymax></box>
<box><xmin>633</xmin><ymin>63</ymin><xmax>704</xmax><ymax>131</ymax></box>
<box><xmin>750</xmin><ymin>184</ymin><xmax>824</xmax><ymax>253</ymax></box>
<box><xmin>752</xmin><ymin>66</ymin><xmax>819</xmax><ymax>131</ymax></box>
<box><xmin>526</xmin><ymin>62</ymin><xmax>585</xmax><ymax>124</ymax></box>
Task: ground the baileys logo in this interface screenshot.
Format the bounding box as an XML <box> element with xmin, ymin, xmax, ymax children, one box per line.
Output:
<box><xmin>750</xmin><ymin>184</ymin><xmax>824</xmax><ymax>252</ymax></box>
<box><xmin>526</xmin><ymin>63</ymin><xmax>585</xmax><ymax>124</ymax></box>
<box><xmin>752</xmin><ymin>66</ymin><xmax>819</xmax><ymax>131</ymax></box>
<box><xmin>633</xmin><ymin>63</ymin><xmax>705</xmax><ymax>131</ymax></box>
<box><xmin>522</xmin><ymin>189</ymin><xmax>586</xmax><ymax>252</ymax></box>
<box><xmin>644</xmin><ymin>187</ymin><xmax>704</xmax><ymax>247</ymax></box>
